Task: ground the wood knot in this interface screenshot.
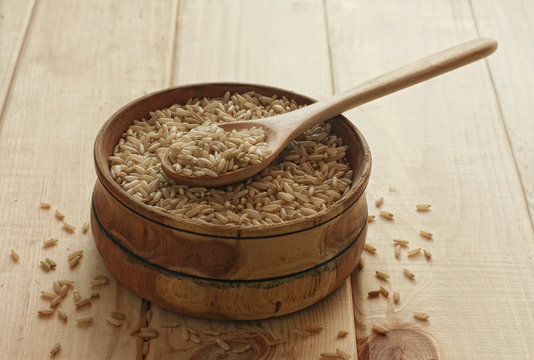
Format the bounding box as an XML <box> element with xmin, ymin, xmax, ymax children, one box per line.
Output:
<box><xmin>358</xmin><ymin>328</ymin><xmax>442</xmax><ymax>360</ymax></box>
<box><xmin>189</xmin><ymin>332</ymin><xmax>276</xmax><ymax>360</ymax></box>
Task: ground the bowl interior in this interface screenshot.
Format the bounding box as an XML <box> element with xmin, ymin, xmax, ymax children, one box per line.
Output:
<box><xmin>94</xmin><ymin>83</ymin><xmax>371</xmax><ymax>236</ymax></box>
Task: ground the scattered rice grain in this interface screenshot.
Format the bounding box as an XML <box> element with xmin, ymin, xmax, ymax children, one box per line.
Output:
<box><xmin>41</xmin><ymin>290</ymin><xmax>56</xmax><ymax>300</ymax></box>
<box><xmin>50</xmin><ymin>295</ymin><xmax>62</xmax><ymax>308</ymax></box>
<box><xmin>82</xmin><ymin>222</ymin><xmax>89</xmax><ymax>234</ymax></box>
<box><xmin>413</xmin><ymin>312</ymin><xmax>430</xmax><ymax>321</ymax></box>
<box><xmin>160</xmin><ymin>321</ymin><xmax>179</xmax><ymax>328</ymax></box>
<box><xmin>57</xmin><ymin>310</ymin><xmax>67</xmax><ymax>322</ymax></box>
<box><xmin>368</xmin><ymin>290</ymin><xmax>381</xmax><ymax>298</ymax></box>
<box><xmin>40</xmin><ymin>201</ymin><xmax>51</xmax><ymax>209</ymax></box>
<box><xmin>40</xmin><ymin>260</ymin><xmax>52</xmax><ymax>271</ymax></box>
<box><xmin>372</xmin><ymin>324</ymin><xmax>389</xmax><ymax>335</ymax></box>
<box><xmin>416</xmin><ymin>204</ymin><xmax>431</xmax><ymax>211</ymax></box>
<box><xmin>403</xmin><ymin>268</ymin><xmax>415</xmax><ymax>280</ymax></box>
<box><xmin>375</xmin><ymin>196</ymin><xmax>384</xmax><ymax>208</ymax></box>
<box><xmin>139</xmin><ymin>327</ymin><xmax>159</xmax><ymax>339</ymax></box>
<box><xmin>336</xmin><ymin>348</ymin><xmax>351</xmax><ymax>360</ymax></box>
<box><xmin>375</xmin><ymin>271</ymin><xmax>390</xmax><ymax>281</ymax></box>
<box><xmin>363</xmin><ymin>243</ymin><xmax>376</xmax><ymax>254</ymax></box>
<box><xmin>189</xmin><ymin>333</ymin><xmax>201</xmax><ymax>344</ymax></box>
<box><xmin>105</xmin><ymin>317</ymin><xmax>122</xmax><ymax>327</ymax></box>
<box><xmin>111</xmin><ymin>311</ymin><xmax>126</xmax><ymax>320</ymax></box>
<box><xmin>393</xmin><ymin>291</ymin><xmax>400</xmax><ymax>304</ymax></box>
<box><xmin>393</xmin><ymin>239</ymin><xmax>409</xmax><ymax>246</ymax></box>
<box><xmin>232</xmin><ymin>343</ymin><xmax>251</xmax><ymax>354</ymax></box>
<box><xmin>379</xmin><ymin>210</ymin><xmax>394</xmax><ymax>220</ymax></box>
<box><xmin>43</xmin><ymin>238</ymin><xmax>58</xmax><ymax>248</ymax></box>
<box><xmin>379</xmin><ymin>285</ymin><xmax>389</xmax><ymax>297</ymax></box>
<box><xmin>69</xmin><ymin>255</ymin><xmax>82</xmax><ymax>268</ymax></box>
<box><xmin>54</xmin><ymin>209</ymin><xmax>65</xmax><ymax>221</ymax></box>
<box><xmin>45</xmin><ymin>258</ymin><xmax>57</xmax><ymax>268</ymax></box>
<box><xmin>49</xmin><ymin>342</ymin><xmax>61</xmax><ymax>357</ymax></box>
<box><xmin>407</xmin><ymin>248</ymin><xmax>422</xmax><ymax>257</ymax></box>
<box><xmin>58</xmin><ymin>279</ymin><xmax>74</xmax><ymax>287</ymax></box>
<box><xmin>75</xmin><ymin>297</ymin><xmax>91</xmax><ymax>309</ymax></box>
<box><xmin>419</xmin><ymin>230</ymin><xmax>433</xmax><ymax>240</ymax></box>
<box><xmin>52</xmin><ymin>281</ymin><xmax>61</xmax><ymax>294</ymax></box>
<box><xmin>76</xmin><ymin>316</ymin><xmax>93</xmax><ymax>325</ymax></box>
<box><xmin>423</xmin><ymin>249</ymin><xmax>432</xmax><ymax>259</ymax></box>
<box><xmin>394</xmin><ymin>245</ymin><xmax>401</xmax><ymax>259</ymax></box>
<box><xmin>146</xmin><ymin>309</ymin><xmax>152</xmax><ymax>323</ymax></box>
<box><xmin>142</xmin><ymin>341</ymin><xmax>150</xmax><ymax>356</ymax></box>
<box><xmin>73</xmin><ymin>289</ymin><xmax>81</xmax><ymax>302</ymax></box>
<box><xmin>10</xmin><ymin>249</ymin><xmax>20</xmax><ymax>262</ymax></box>
<box><xmin>337</xmin><ymin>330</ymin><xmax>348</xmax><ymax>338</ymax></box>
<box><xmin>38</xmin><ymin>309</ymin><xmax>54</xmax><ymax>316</ymax></box>
<box><xmin>62</xmin><ymin>223</ymin><xmax>76</xmax><ymax>233</ymax></box>
<box><xmin>216</xmin><ymin>338</ymin><xmax>231</xmax><ymax>351</ymax></box>
<box><xmin>68</xmin><ymin>250</ymin><xmax>83</xmax><ymax>260</ymax></box>
<box><xmin>304</xmin><ymin>325</ymin><xmax>323</xmax><ymax>333</ymax></box>
<box><xmin>367</xmin><ymin>214</ymin><xmax>375</xmax><ymax>223</ymax></box>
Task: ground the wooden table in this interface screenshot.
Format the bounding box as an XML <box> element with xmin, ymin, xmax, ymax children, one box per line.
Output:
<box><xmin>2</xmin><ymin>1</ymin><xmax>533</xmax><ymax>359</ymax></box>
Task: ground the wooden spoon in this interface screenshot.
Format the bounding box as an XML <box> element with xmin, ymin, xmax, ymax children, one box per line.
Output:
<box><xmin>162</xmin><ymin>38</ymin><xmax>497</xmax><ymax>187</ymax></box>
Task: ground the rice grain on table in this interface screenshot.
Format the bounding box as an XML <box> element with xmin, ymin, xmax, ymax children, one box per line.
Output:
<box><xmin>403</xmin><ymin>268</ymin><xmax>415</xmax><ymax>280</ymax></box>
<box><xmin>232</xmin><ymin>344</ymin><xmax>251</xmax><ymax>354</ymax></box>
<box><xmin>108</xmin><ymin>91</ymin><xmax>353</xmax><ymax>227</ymax></box>
<box><xmin>336</xmin><ymin>348</ymin><xmax>351</xmax><ymax>360</ymax></box>
<box><xmin>423</xmin><ymin>249</ymin><xmax>432</xmax><ymax>259</ymax></box>
<box><xmin>337</xmin><ymin>330</ymin><xmax>348</xmax><ymax>338</ymax></box>
<box><xmin>59</xmin><ymin>285</ymin><xmax>68</xmax><ymax>298</ymax></box>
<box><xmin>41</xmin><ymin>290</ymin><xmax>56</xmax><ymax>300</ymax></box>
<box><xmin>376</xmin><ymin>271</ymin><xmax>390</xmax><ymax>281</ymax></box>
<box><xmin>189</xmin><ymin>333</ymin><xmax>201</xmax><ymax>344</ymax></box>
<box><xmin>82</xmin><ymin>222</ymin><xmax>89</xmax><ymax>234</ymax></box>
<box><xmin>53</xmin><ymin>281</ymin><xmax>61</xmax><ymax>294</ymax></box>
<box><xmin>379</xmin><ymin>285</ymin><xmax>389</xmax><ymax>297</ymax></box>
<box><xmin>45</xmin><ymin>258</ymin><xmax>57</xmax><ymax>268</ymax></box>
<box><xmin>10</xmin><ymin>249</ymin><xmax>20</xmax><ymax>262</ymax></box>
<box><xmin>38</xmin><ymin>309</ymin><xmax>55</xmax><ymax>316</ymax></box>
<box><xmin>146</xmin><ymin>309</ymin><xmax>152</xmax><ymax>323</ymax></box>
<box><xmin>416</xmin><ymin>204</ymin><xmax>431</xmax><ymax>211</ymax></box>
<box><xmin>110</xmin><ymin>311</ymin><xmax>126</xmax><ymax>320</ymax></box>
<box><xmin>419</xmin><ymin>230</ymin><xmax>433</xmax><ymax>239</ymax></box>
<box><xmin>363</xmin><ymin>243</ymin><xmax>377</xmax><ymax>254</ymax></box>
<box><xmin>73</xmin><ymin>289</ymin><xmax>81</xmax><ymax>302</ymax></box>
<box><xmin>368</xmin><ymin>290</ymin><xmax>381</xmax><ymax>298</ymax></box>
<box><xmin>76</xmin><ymin>316</ymin><xmax>93</xmax><ymax>325</ymax></box>
<box><xmin>158</xmin><ymin>321</ymin><xmax>179</xmax><ymax>328</ymax></box>
<box><xmin>367</xmin><ymin>214</ymin><xmax>376</xmax><ymax>223</ymax></box>
<box><xmin>379</xmin><ymin>210</ymin><xmax>394</xmax><ymax>220</ymax></box>
<box><xmin>294</xmin><ymin>329</ymin><xmax>311</xmax><ymax>337</ymax></box>
<box><xmin>394</xmin><ymin>245</ymin><xmax>401</xmax><ymax>259</ymax></box>
<box><xmin>375</xmin><ymin>196</ymin><xmax>384</xmax><ymax>208</ymax></box>
<box><xmin>54</xmin><ymin>209</ymin><xmax>65</xmax><ymax>221</ymax></box>
<box><xmin>40</xmin><ymin>201</ymin><xmax>51</xmax><ymax>209</ymax></box>
<box><xmin>372</xmin><ymin>324</ymin><xmax>389</xmax><ymax>335</ymax></box>
<box><xmin>139</xmin><ymin>327</ymin><xmax>159</xmax><ymax>339</ymax></box>
<box><xmin>304</xmin><ymin>325</ymin><xmax>323</xmax><ymax>333</ymax></box>
<box><xmin>57</xmin><ymin>310</ymin><xmax>67</xmax><ymax>322</ymax></box>
<box><xmin>40</xmin><ymin>260</ymin><xmax>52</xmax><ymax>271</ymax></box>
<box><xmin>58</xmin><ymin>279</ymin><xmax>74</xmax><ymax>287</ymax></box>
<box><xmin>407</xmin><ymin>248</ymin><xmax>422</xmax><ymax>257</ymax></box>
<box><xmin>75</xmin><ymin>297</ymin><xmax>91</xmax><ymax>309</ymax></box>
<box><xmin>62</xmin><ymin>223</ymin><xmax>76</xmax><ymax>233</ymax></box>
<box><xmin>68</xmin><ymin>250</ymin><xmax>83</xmax><ymax>260</ymax></box>
<box><xmin>393</xmin><ymin>291</ymin><xmax>400</xmax><ymax>304</ymax></box>
<box><xmin>43</xmin><ymin>238</ymin><xmax>58</xmax><ymax>248</ymax></box>
<box><xmin>105</xmin><ymin>317</ymin><xmax>122</xmax><ymax>327</ymax></box>
<box><xmin>216</xmin><ymin>338</ymin><xmax>231</xmax><ymax>351</ymax></box>
<box><xmin>49</xmin><ymin>342</ymin><xmax>61</xmax><ymax>357</ymax></box>
<box><xmin>413</xmin><ymin>312</ymin><xmax>430</xmax><ymax>321</ymax></box>
<box><xmin>69</xmin><ymin>255</ymin><xmax>82</xmax><ymax>268</ymax></box>
<box><xmin>142</xmin><ymin>341</ymin><xmax>150</xmax><ymax>356</ymax></box>
<box><xmin>393</xmin><ymin>239</ymin><xmax>409</xmax><ymax>246</ymax></box>
<box><xmin>50</xmin><ymin>295</ymin><xmax>62</xmax><ymax>308</ymax></box>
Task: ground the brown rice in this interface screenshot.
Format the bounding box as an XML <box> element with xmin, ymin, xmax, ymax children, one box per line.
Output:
<box><xmin>108</xmin><ymin>91</ymin><xmax>353</xmax><ymax>227</ymax></box>
<box><xmin>403</xmin><ymin>268</ymin><xmax>415</xmax><ymax>280</ymax></box>
<box><xmin>419</xmin><ymin>230</ymin><xmax>433</xmax><ymax>239</ymax></box>
<box><xmin>10</xmin><ymin>249</ymin><xmax>19</xmax><ymax>262</ymax></box>
<box><xmin>416</xmin><ymin>204</ymin><xmax>431</xmax><ymax>211</ymax></box>
<box><xmin>372</xmin><ymin>324</ymin><xmax>389</xmax><ymax>335</ymax></box>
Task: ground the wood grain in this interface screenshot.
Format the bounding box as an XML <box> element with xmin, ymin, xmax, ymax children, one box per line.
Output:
<box><xmin>146</xmin><ymin>0</ymin><xmax>358</xmax><ymax>358</ymax></box>
<box><xmin>0</xmin><ymin>0</ymin><xmax>35</xmax><ymax>115</ymax></box>
<box><xmin>326</xmin><ymin>0</ymin><xmax>534</xmax><ymax>358</ymax></box>
<box><xmin>0</xmin><ymin>0</ymin><xmax>176</xmax><ymax>358</ymax></box>
<box><xmin>470</xmin><ymin>0</ymin><xmax>534</xmax><ymax>226</ymax></box>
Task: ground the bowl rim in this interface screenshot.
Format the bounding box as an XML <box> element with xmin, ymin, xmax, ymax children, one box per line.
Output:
<box><xmin>94</xmin><ymin>82</ymin><xmax>371</xmax><ymax>238</ymax></box>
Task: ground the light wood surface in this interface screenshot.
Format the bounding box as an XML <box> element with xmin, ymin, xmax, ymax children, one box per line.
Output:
<box><xmin>1</xmin><ymin>0</ymin><xmax>533</xmax><ymax>359</ymax></box>
<box><xmin>326</xmin><ymin>0</ymin><xmax>534</xmax><ymax>358</ymax></box>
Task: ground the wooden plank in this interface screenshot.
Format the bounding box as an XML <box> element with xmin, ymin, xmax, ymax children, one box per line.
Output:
<box><xmin>0</xmin><ymin>0</ymin><xmax>35</xmax><ymax>114</ymax></box>
<box><xmin>470</xmin><ymin>0</ymin><xmax>534</xmax><ymax>225</ymax></box>
<box><xmin>326</xmin><ymin>0</ymin><xmax>534</xmax><ymax>358</ymax></box>
<box><xmin>0</xmin><ymin>0</ymin><xmax>176</xmax><ymax>358</ymax></box>
<box><xmin>146</xmin><ymin>0</ymin><xmax>358</xmax><ymax>359</ymax></box>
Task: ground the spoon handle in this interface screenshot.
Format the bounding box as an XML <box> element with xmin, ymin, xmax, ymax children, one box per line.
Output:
<box><xmin>287</xmin><ymin>38</ymin><xmax>497</xmax><ymax>134</ymax></box>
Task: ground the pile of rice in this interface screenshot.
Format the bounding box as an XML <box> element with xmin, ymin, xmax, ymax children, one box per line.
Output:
<box><xmin>109</xmin><ymin>91</ymin><xmax>353</xmax><ymax>227</ymax></box>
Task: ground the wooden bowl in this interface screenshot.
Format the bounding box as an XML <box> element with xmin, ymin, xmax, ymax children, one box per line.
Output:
<box><xmin>92</xmin><ymin>83</ymin><xmax>371</xmax><ymax>320</ymax></box>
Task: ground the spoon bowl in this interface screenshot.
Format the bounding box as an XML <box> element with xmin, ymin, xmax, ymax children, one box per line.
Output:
<box><xmin>162</xmin><ymin>37</ymin><xmax>497</xmax><ymax>186</ymax></box>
